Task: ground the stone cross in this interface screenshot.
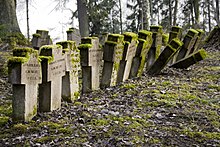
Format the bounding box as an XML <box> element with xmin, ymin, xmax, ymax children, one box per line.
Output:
<box><xmin>66</xmin><ymin>28</ymin><xmax>81</xmax><ymax>46</ymax></box>
<box><xmin>170</xmin><ymin>49</ymin><xmax>207</xmax><ymax>69</ymax></box>
<box><xmin>187</xmin><ymin>29</ymin><xmax>204</xmax><ymax>55</ymax></box>
<box><xmin>38</xmin><ymin>45</ymin><xmax>65</xmax><ymax>112</ymax></box>
<box><xmin>146</xmin><ymin>26</ymin><xmax>163</xmax><ymax>69</ymax></box>
<box><xmin>100</xmin><ymin>34</ymin><xmax>124</xmax><ymax>88</ymax></box>
<box><xmin>168</xmin><ymin>26</ymin><xmax>182</xmax><ymax>43</ymax></box>
<box><xmin>129</xmin><ymin>30</ymin><xmax>152</xmax><ymax>78</ymax></box>
<box><xmin>8</xmin><ymin>47</ymin><xmax>42</xmax><ymax>122</ymax></box>
<box><xmin>175</xmin><ymin>29</ymin><xmax>199</xmax><ymax>62</ymax></box>
<box><xmin>78</xmin><ymin>37</ymin><xmax>103</xmax><ymax>93</ymax></box>
<box><xmin>148</xmin><ymin>38</ymin><xmax>183</xmax><ymax>75</ymax></box>
<box><xmin>117</xmin><ymin>32</ymin><xmax>138</xmax><ymax>83</ymax></box>
<box><xmin>168</xmin><ymin>26</ymin><xmax>182</xmax><ymax>65</ymax></box>
<box><xmin>56</xmin><ymin>41</ymin><xmax>80</xmax><ymax>102</ymax></box>
<box><xmin>32</xmin><ymin>30</ymin><xmax>52</xmax><ymax>50</ymax></box>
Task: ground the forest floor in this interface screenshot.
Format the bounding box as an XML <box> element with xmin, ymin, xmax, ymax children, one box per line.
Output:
<box><xmin>0</xmin><ymin>29</ymin><xmax>219</xmax><ymax>146</ymax></box>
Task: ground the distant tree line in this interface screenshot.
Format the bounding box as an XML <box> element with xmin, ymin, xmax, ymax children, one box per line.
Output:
<box><xmin>0</xmin><ymin>0</ymin><xmax>219</xmax><ymax>40</ymax></box>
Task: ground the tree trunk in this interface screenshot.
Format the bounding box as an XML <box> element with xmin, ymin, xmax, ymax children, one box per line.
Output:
<box><xmin>190</xmin><ymin>1</ymin><xmax>195</xmax><ymax>26</ymax></box>
<box><xmin>150</xmin><ymin>0</ymin><xmax>154</xmax><ymax>24</ymax></box>
<box><xmin>77</xmin><ymin>0</ymin><xmax>89</xmax><ymax>37</ymax></box>
<box><xmin>207</xmin><ymin>0</ymin><xmax>211</xmax><ymax>31</ymax></box>
<box><xmin>168</xmin><ymin>0</ymin><xmax>172</xmax><ymax>27</ymax></box>
<box><xmin>26</xmin><ymin>0</ymin><xmax>30</xmax><ymax>41</ymax></box>
<box><xmin>193</xmin><ymin>0</ymin><xmax>200</xmax><ymax>28</ymax></box>
<box><xmin>0</xmin><ymin>0</ymin><xmax>21</xmax><ymax>35</ymax></box>
<box><xmin>142</xmin><ymin>0</ymin><xmax>150</xmax><ymax>29</ymax></box>
<box><xmin>216</xmin><ymin>0</ymin><xmax>219</xmax><ymax>25</ymax></box>
<box><xmin>119</xmin><ymin>0</ymin><xmax>123</xmax><ymax>33</ymax></box>
<box><xmin>173</xmin><ymin>0</ymin><xmax>178</xmax><ymax>26</ymax></box>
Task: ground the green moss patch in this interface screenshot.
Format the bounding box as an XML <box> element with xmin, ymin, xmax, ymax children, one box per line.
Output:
<box><xmin>78</xmin><ymin>44</ymin><xmax>93</xmax><ymax>49</ymax></box>
<box><xmin>107</xmin><ymin>34</ymin><xmax>124</xmax><ymax>43</ymax></box>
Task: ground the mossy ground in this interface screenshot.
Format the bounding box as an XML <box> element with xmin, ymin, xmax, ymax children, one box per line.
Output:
<box><xmin>0</xmin><ymin>32</ymin><xmax>219</xmax><ymax>146</ymax></box>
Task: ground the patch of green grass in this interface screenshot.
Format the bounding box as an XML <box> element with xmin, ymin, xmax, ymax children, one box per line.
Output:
<box><xmin>0</xmin><ymin>116</ymin><xmax>10</xmax><ymax>127</ymax></box>
<box><xmin>161</xmin><ymin>80</ymin><xmax>172</xmax><ymax>86</ymax></box>
<box><xmin>207</xmin><ymin>84</ymin><xmax>220</xmax><ymax>91</ymax></box>
<box><xmin>90</xmin><ymin>118</ymin><xmax>110</xmax><ymax>126</ymax></box>
<box><xmin>120</xmin><ymin>83</ymin><xmax>137</xmax><ymax>89</ymax></box>
<box><xmin>38</xmin><ymin>121</ymin><xmax>62</xmax><ymax>129</ymax></box>
<box><xmin>0</xmin><ymin>101</ymin><xmax>12</xmax><ymax>116</ymax></box>
<box><xmin>35</xmin><ymin>136</ymin><xmax>56</xmax><ymax>143</ymax></box>
<box><xmin>12</xmin><ymin>123</ymin><xmax>30</xmax><ymax>134</ymax></box>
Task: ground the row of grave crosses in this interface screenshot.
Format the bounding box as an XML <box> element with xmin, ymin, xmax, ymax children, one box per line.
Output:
<box><xmin>8</xmin><ymin>26</ymin><xmax>207</xmax><ymax>122</ymax></box>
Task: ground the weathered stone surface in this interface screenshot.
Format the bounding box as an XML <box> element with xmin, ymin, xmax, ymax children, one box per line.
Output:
<box><xmin>117</xmin><ymin>32</ymin><xmax>138</xmax><ymax>83</ymax></box>
<box><xmin>146</xmin><ymin>26</ymin><xmax>163</xmax><ymax>69</ymax></box>
<box><xmin>170</xmin><ymin>49</ymin><xmax>207</xmax><ymax>69</ymax></box>
<box><xmin>101</xmin><ymin>34</ymin><xmax>124</xmax><ymax>88</ymax></box>
<box><xmin>169</xmin><ymin>26</ymin><xmax>182</xmax><ymax>43</ymax></box>
<box><xmin>39</xmin><ymin>45</ymin><xmax>65</xmax><ymax>112</ymax></box>
<box><xmin>147</xmin><ymin>38</ymin><xmax>183</xmax><ymax>75</ymax></box>
<box><xmin>8</xmin><ymin>47</ymin><xmax>41</xmax><ymax>122</ymax></box>
<box><xmin>175</xmin><ymin>29</ymin><xmax>199</xmax><ymax>61</ymax></box>
<box><xmin>188</xmin><ymin>29</ymin><xmax>204</xmax><ymax>54</ymax></box>
<box><xmin>57</xmin><ymin>41</ymin><xmax>80</xmax><ymax>102</ymax></box>
<box><xmin>129</xmin><ymin>30</ymin><xmax>152</xmax><ymax>78</ymax></box>
<box><xmin>78</xmin><ymin>37</ymin><xmax>103</xmax><ymax>93</ymax></box>
<box><xmin>32</xmin><ymin>30</ymin><xmax>52</xmax><ymax>50</ymax></box>
<box><xmin>66</xmin><ymin>28</ymin><xmax>81</xmax><ymax>46</ymax></box>
<box><xmin>99</xmin><ymin>33</ymin><xmax>108</xmax><ymax>46</ymax></box>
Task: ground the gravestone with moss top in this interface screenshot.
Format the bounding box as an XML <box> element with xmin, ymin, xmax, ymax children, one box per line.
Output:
<box><xmin>117</xmin><ymin>32</ymin><xmax>138</xmax><ymax>83</ymax></box>
<box><xmin>168</xmin><ymin>26</ymin><xmax>182</xmax><ymax>65</ymax></box>
<box><xmin>188</xmin><ymin>29</ymin><xmax>204</xmax><ymax>55</ymax></box>
<box><xmin>78</xmin><ymin>37</ymin><xmax>103</xmax><ymax>93</ymax></box>
<box><xmin>99</xmin><ymin>33</ymin><xmax>109</xmax><ymax>47</ymax></box>
<box><xmin>32</xmin><ymin>30</ymin><xmax>52</xmax><ymax>50</ymax></box>
<box><xmin>148</xmin><ymin>38</ymin><xmax>183</xmax><ymax>75</ymax></box>
<box><xmin>66</xmin><ymin>28</ymin><xmax>81</xmax><ymax>46</ymax></box>
<box><xmin>38</xmin><ymin>45</ymin><xmax>65</xmax><ymax>112</ymax></box>
<box><xmin>56</xmin><ymin>41</ymin><xmax>80</xmax><ymax>102</ymax></box>
<box><xmin>175</xmin><ymin>29</ymin><xmax>199</xmax><ymax>62</ymax></box>
<box><xmin>168</xmin><ymin>26</ymin><xmax>182</xmax><ymax>43</ymax></box>
<box><xmin>145</xmin><ymin>26</ymin><xmax>163</xmax><ymax>69</ymax></box>
<box><xmin>170</xmin><ymin>49</ymin><xmax>207</xmax><ymax>69</ymax></box>
<box><xmin>129</xmin><ymin>30</ymin><xmax>152</xmax><ymax>78</ymax></box>
<box><xmin>8</xmin><ymin>47</ymin><xmax>42</xmax><ymax>122</ymax></box>
<box><xmin>100</xmin><ymin>34</ymin><xmax>124</xmax><ymax>88</ymax></box>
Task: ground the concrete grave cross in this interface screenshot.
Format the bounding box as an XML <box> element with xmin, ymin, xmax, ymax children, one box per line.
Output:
<box><xmin>188</xmin><ymin>29</ymin><xmax>205</xmax><ymax>54</ymax></box>
<box><xmin>168</xmin><ymin>26</ymin><xmax>182</xmax><ymax>65</ymax></box>
<box><xmin>117</xmin><ymin>32</ymin><xmax>138</xmax><ymax>83</ymax></box>
<box><xmin>146</xmin><ymin>26</ymin><xmax>163</xmax><ymax>69</ymax></box>
<box><xmin>148</xmin><ymin>38</ymin><xmax>183</xmax><ymax>75</ymax></box>
<box><xmin>175</xmin><ymin>29</ymin><xmax>199</xmax><ymax>61</ymax></box>
<box><xmin>38</xmin><ymin>45</ymin><xmax>65</xmax><ymax>112</ymax></box>
<box><xmin>170</xmin><ymin>49</ymin><xmax>207</xmax><ymax>69</ymax></box>
<box><xmin>56</xmin><ymin>41</ymin><xmax>80</xmax><ymax>102</ymax></box>
<box><xmin>129</xmin><ymin>30</ymin><xmax>153</xmax><ymax>78</ymax></box>
<box><xmin>78</xmin><ymin>37</ymin><xmax>103</xmax><ymax>93</ymax></box>
<box><xmin>101</xmin><ymin>34</ymin><xmax>124</xmax><ymax>88</ymax></box>
<box><xmin>168</xmin><ymin>26</ymin><xmax>182</xmax><ymax>43</ymax></box>
<box><xmin>32</xmin><ymin>30</ymin><xmax>52</xmax><ymax>50</ymax></box>
<box><xmin>66</xmin><ymin>28</ymin><xmax>81</xmax><ymax>46</ymax></box>
<box><xmin>8</xmin><ymin>47</ymin><xmax>42</xmax><ymax>122</ymax></box>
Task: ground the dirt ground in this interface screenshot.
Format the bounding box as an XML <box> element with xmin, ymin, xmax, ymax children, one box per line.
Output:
<box><xmin>0</xmin><ymin>28</ymin><xmax>219</xmax><ymax>146</ymax></box>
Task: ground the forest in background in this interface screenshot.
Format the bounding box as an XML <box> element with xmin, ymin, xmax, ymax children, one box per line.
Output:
<box><xmin>0</xmin><ymin>0</ymin><xmax>219</xmax><ymax>43</ymax></box>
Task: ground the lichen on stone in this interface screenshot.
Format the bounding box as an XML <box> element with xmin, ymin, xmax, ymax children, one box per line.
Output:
<box><xmin>32</xmin><ymin>33</ymin><xmax>41</xmax><ymax>38</ymax></box>
<box><xmin>107</xmin><ymin>34</ymin><xmax>124</xmax><ymax>43</ymax></box>
<box><xmin>8</xmin><ymin>57</ymin><xmax>29</xmax><ymax>70</ymax></box>
<box><xmin>13</xmin><ymin>47</ymin><xmax>35</xmax><ymax>58</ymax></box>
<box><xmin>78</xmin><ymin>44</ymin><xmax>93</xmax><ymax>49</ymax></box>
<box><xmin>123</xmin><ymin>32</ymin><xmax>138</xmax><ymax>41</ymax></box>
